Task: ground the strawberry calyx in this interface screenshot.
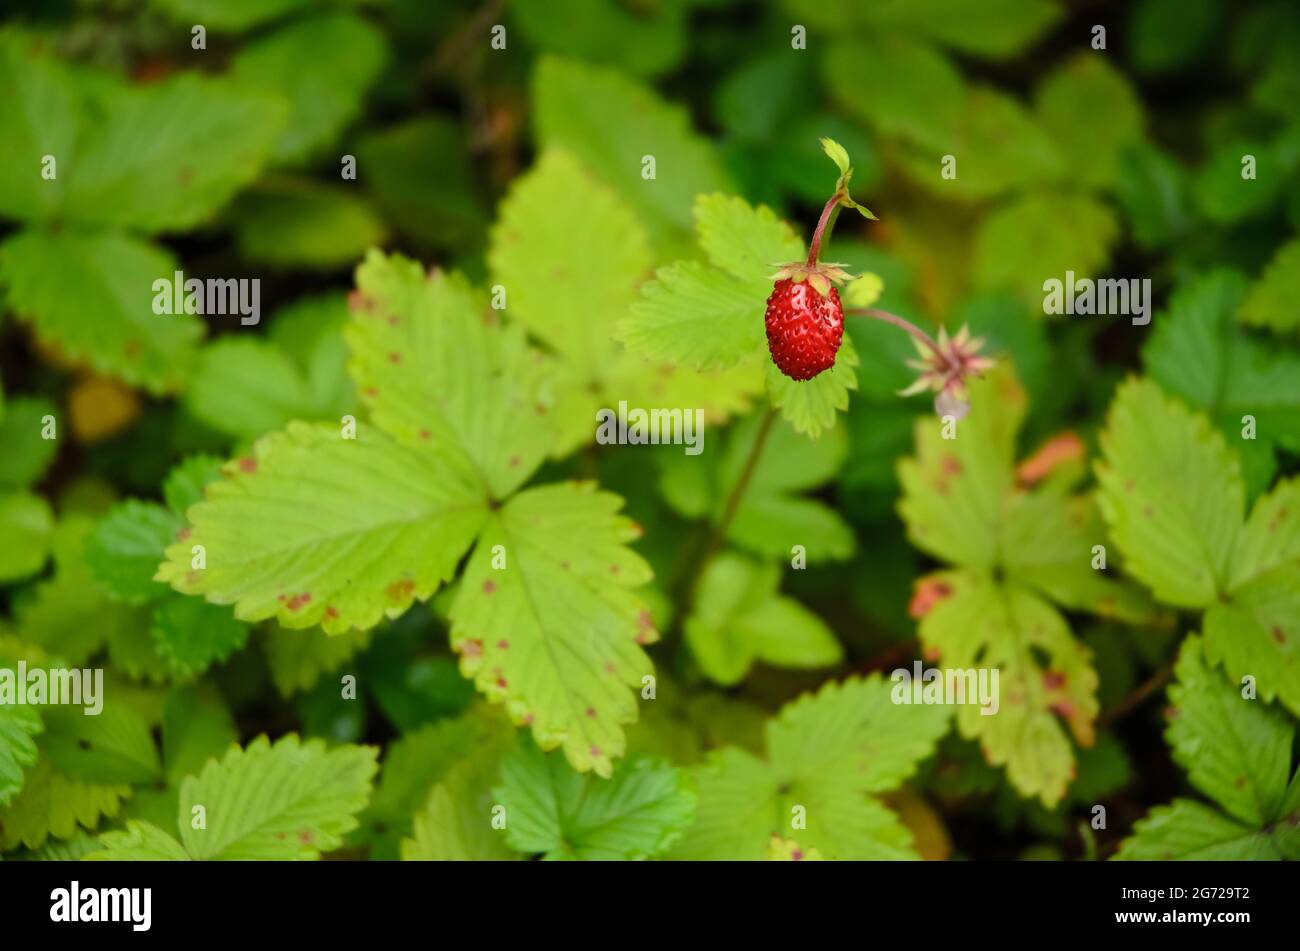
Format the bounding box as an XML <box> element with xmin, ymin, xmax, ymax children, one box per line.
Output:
<box><xmin>768</xmin><ymin>261</ymin><xmax>854</xmax><ymax>298</ymax></box>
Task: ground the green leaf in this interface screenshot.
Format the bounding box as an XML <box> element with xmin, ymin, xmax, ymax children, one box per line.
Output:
<box><xmin>150</xmin><ymin>594</ymin><xmax>250</xmax><ymax>678</ymax></box>
<box><xmin>42</xmin><ymin>703</ymin><xmax>162</xmax><ymax>787</ymax></box>
<box><xmin>532</xmin><ymin>56</ymin><xmax>731</xmax><ymax>244</ymax></box>
<box><xmin>660</xmin><ymin>410</ymin><xmax>854</xmax><ymax>562</ymax></box>
<box><xmin>85</xmin><ymin>500</ymin><xmax>181</xmax><ymax>604</ymax></box>
<box><xmin>898</xmin><ymin>367</ymin><xmax>1024</xmax><ymax>570</ymax></box>
<box><xmin>512</xmin><ymin>0</ymin><xmax>686</xmax><ymax>78</ymax></box>
<box><xmin>1166</xmin><ymin>636</ymin><xmax>1293</xmax><ymax>826</ymax></box>
<box><xmin>1204</xmin><ymin>564</ymin><xmax>1300</xmax><ymax>716</ymax></box>
<box><xmin>264</xmin><ymin>625</ymin><xmax>374</xmax><ymax>698</ymax></box>
<box><xmin>493</xmin><ymin>740</ymin><xmax>695</xmax><ymax>860</ymax></box>
<box><xmin>0</xmin><ymin>754</ymin><xmax>129</xmax><ymax>851</ymax></box>
<box><xmin>402</xmin><ymin>759</ymin><xmax>519</xmax><ymax>861</ymax></box>
<box><xmin>973</xmin><ymin>191</ymin><xmax>1119</xmax><ymax>307</ymax></box>
<box><xmin>161</xmin><ymin>685</ymin><xmax>237</xmax><ymax>787</ymax></box>
<box><xmin>162</xmin><ymin>455</ymin><xmax>225</xmax><ymax>517</ymax></box>
<box><xmin>366</xmin><ymin>709</ymin><xmax>513</xmax><ymax>859</ymax></box>
<box><xmin>0</xmin><ymin>32</ymin><xmax>284</xmax><ymax>231</ymax></box>
<box><xmin>489</xmin><ymin>149</ymin><xmax>651</xmax><ymax>377</ymax></box>
<box><xmin>84</xmin><ymin>820</ymin><xmax>190</xmax><ymax>861</ymax></box>
<box><xmin>670</xmin><ymin>676</ymin><xmax>949</xmax><ymax>859</ymax></box>
<box><xmin>696</xmin><ymin>192</ymin><xmax>805</xmax><ymax>284</ymax></box>
<box><xmin>765</xmin><ymin>333</ymin><xmax>859</xmax><ymax>439</ymax></box>
<box><xmin>0</xmin><ymin>229</ymin><xmax>203</xmax><ymax>394</ymax></box>
<box><xmin>230</xmin><ymin>13</ymin><xmax>386</xmax><ymax>165</ymax></box>
<box><xmin>157</xmin><ymin>422</ymin><xmax>488</xmax><ymax>635</ymax></box>
<box><xmin>449</xmin><ymin>481</ymin><xmax>656</xmax><ymax>777</ymax></box>
<box><xmin>1114</xmin><ymin>798</ymin><xmax>1291</xmax><ymax>860</ymax></box>
<box><xmin>0</xmin><ymin>396</ymin><xmax>59</xmax><ymax>489</ymax></box>
<box><xmin>1034</xmin><ymin>54</ymin><xmax>1144</xmax><ymax>190</ymax></box>
<box><xmin>0</xmin><ymin>490</ymin><xmax>53</xmax><ymax>583</ymax></box>
<box><xmin>231</xmin><ymin>178</ymin><xmax>386</xmax><ymax>269</ymax></box>
<box><xmin>178</xmin><ymin>735</ymin><xmax>377</xmax><ymax>860</ymax></box>
<box><xmin>1096</xmin><ymin>378</ymin><xmax>1243</xmax><ymax>608</ymax></box>
<box><xmin>685</xmin><ymin>553</ymin><xmax>842</xmax><ymax>685</ymax></box>
<box><xmin>0</xmin><ymin>702</ymin><xmax>41</xmax><ymax>808</ymax></box>
<box><xmin>186</xmin><ymin>338</ymin><xmax>319</xmax><ymax>441</ymax></box>
<box><xmin>820</xmin><ymin>137</ymin><xmax>851</xmax><ymax>177</ymax></box>
<box><xmin>1193</xmin><ymin>138</ymin><xmax>1284</xmax><ymax>225</ymax></box>
<box><xmin>854</xmin><ymin>0</ymin><xmax>1063</xmax><ymax>59</ymax></box>
<box><xmin>1143</xmin><ymin>269</ymin><xmax>1300</xmax><ymax>469</ymax></box>
<box><xmin>1238</xmin><ymin>237</ymin><xmax>1300</xmax><ymax>334</ymax></box>
<box><xmin>149</xmin><ymin>0</ymin><xmax>312</xmax><ymax>32</ymax></box>
<box><xmin>823</xmin><ymin>37</ymin><xmax>966</xmax><ymax>148</ymax></box>
<box><xmin>917</xmin><ymin>570</ymin><xmax>1097</xmax><ymax>806</ymax></box>
<box><xmin>348</xmin><ymin>252</ymin><xmax>558</xmax><ymax>499</ymax></box>
<box><xmin>894</xmin><ymin>86</ymin><xmax>1062</xmax><ymax>200</ymax></box>
<box><xmin>356</xmin><ymin>116</ymin><xmax>487</xmax><ymax>252</ymax></box>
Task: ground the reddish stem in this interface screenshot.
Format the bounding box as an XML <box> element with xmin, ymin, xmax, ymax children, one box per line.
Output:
<box><xmin>805</xmin><ymin>191</ymin><xmax>843</xmax><ymax>267</ymax></box>
<box><xmin>845</xmin><ymin>307</ymin><xmax>947</xmax><ymax>365</ymax></box>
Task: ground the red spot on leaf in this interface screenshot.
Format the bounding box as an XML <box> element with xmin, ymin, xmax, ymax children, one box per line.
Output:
<box><xmin>483</xmin><ymin>579</ymin><xmax>497</xmax><ymax>595</ymax></box>
<box><xmin>585</xmin><ymin>707</ymin><xmax>596</xmax><ymax>718</ymax></box>
<box><xmin>386</xmin><ymin>578</ymin><xmax>415</xmax><ymax>601</ymax></box>
<box><xmin>325</xmin><ymin>606</ymin><xmax>339</xmax><ymax>620</ymax></box>
<box><xmin>461</xmin><ymin>638</ymin><xmax>483</xmax><ymax>658</ymax></box>
<box><xmin>496</xmin><ymin>639</ymin><xmax>509</xmax><ymax>650</ymax></box>
<box><xmin>285</xmin><ymin>592</ymin><xmax>312</xmax><ymax>611</ymax></box>
<box><xmin>1015</xmin><ymin>432</ymin><xmax>1084</xmax><ymax>487</ymax></box>
<box><xmin>388</xmin><ymin>352</ymin><xmax>402</xmax><ymax>364</ymax></box>
<box><xmin>1273</xmin><ymin>625</ymin><xmax>1287</xmax><ymax>645</ymax></box>
<box><xmin>909</xmin><ymin>577</ymin><xmax>953</xmax><ymax>618</ymax></box>
<box><xmin>238</xmin><ymin>457</ymin><xmax>257</xmax><ymax>474</ymax></box>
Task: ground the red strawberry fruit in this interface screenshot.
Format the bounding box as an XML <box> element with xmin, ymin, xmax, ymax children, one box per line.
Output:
<box><xmin>764</xmin><ymin>276</ymin><xmax>844</xmax><ymax>381</ymax></box>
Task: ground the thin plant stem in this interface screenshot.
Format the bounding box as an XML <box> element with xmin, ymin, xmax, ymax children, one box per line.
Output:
<box><xmin>845</xmin><ymin>306</ymin><xmax>946</xmax><ymax>364</ymax></box>
<box><xmin>805</xmin><ymin>191</ymin><xmax>843</xmax><ymax>266</ymax></box>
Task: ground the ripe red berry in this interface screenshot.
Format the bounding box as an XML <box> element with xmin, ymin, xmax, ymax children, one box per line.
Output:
<box><xmin>764</xmin><ymin>278</ymin><xmax>844</xmax><ymax>381</ymax></box>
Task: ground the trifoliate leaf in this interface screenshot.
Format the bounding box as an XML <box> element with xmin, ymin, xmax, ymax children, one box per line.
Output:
<box><xmin>178</xmin><ymin>735</ymin><xmax>377</xmax><ymax>860</ymax></box>
<box><xmin>157</xmin><ymin>422</ymin><xmax>489</xmax><ymax>635</ymax></box>
<box><xmin>150</xmin><ymin>594</ymin><xmax>250</xmax><ymax>678</ymax></box>
<box><xmin>489</xmin><ymin>148</ymin><xmax>651</xmax><ymax>378</ymax></box>
<box><xmin>1096</xmin><ymin>378</ymin><xmax>1243</xmax><ymax>608</ymax></box>
<box><xmin>85</xmin><ymin>500</ymin><xmax>182</xmax><ymax>604</ymax></box>
<box><xmin>973</xmin><ymin>191</ymin><xmax>1119</xmax><ymax>307</ymax></box>
<box><xmin>230</xmin><ymin>13</ymin><xmax>386</xmax><ymax>165</ymax></box>
<box><xmin>685</xmin><ymin>553</ymin><xmax>842</xmax><ymax>685</ymax></box>
<box><xmin>765</xmin><ymin>333</ymin><xmax>859</xmax><ymax>439</ymax></box>
<box><xmin>1238</xmin><ymin>238</ymin><xmax>1300</xmax><ymax>334</ymax></box>
<box><xmin>1166</xmin><ymin>636</ymin><xmax>1293</xmax><ymax>826</ymax></box>
<box><xmin>231</xmin><ymin>178</ymin><xmax>386</xmax><ymax>269</ymax></box>
<box><xmin>0</xmin><ymin>491</ymin><xmax>53</xmax><ymax>583</ymax></box>
<box><xmin>1034</xmin><ymin>54</ymin><xmax>1144</xmax><ymax>190</ymax></box>
<box><xmin>493</xmin><ymin>740</ymin><xmax>694</xmax><ymax>860</ymax></box>
<box><xmin>0</xmin><ymin>396</ymin><xmax>58</xmax><ymax>489</ymax></box>
<box><xmin>532</xmin><ymin>56</ymin><xmax>731</xmax><ymax>244</ymax></box>
<box><xmin>671</xmin><ymin>676</ymin><xmax>950</xmax><ymax>859</ymax></box>
<box><xmin>0</xmin><ymin>229</ymin><xmax>203</xmax><ymax>394</ymax></box>
<box><xmin>917</xmin><ymin>570</ymin><xmax>1097</xmax><ymax>807</ymax></box>
<box><xmin>449</xmin><ymin>481</ymin><xmax>656</xmax><ymax>777</ymax></box>
<box><xmin>348</xmin><ymin>251</ymin><xmax>556</xmax><ymax>499</ymax></box>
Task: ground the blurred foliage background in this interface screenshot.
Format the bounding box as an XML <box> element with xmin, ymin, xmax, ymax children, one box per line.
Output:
<box><xmin>1</xmin><ymin>0</ymin><xmax>1299</xmax><ymax>862</ymax></box>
